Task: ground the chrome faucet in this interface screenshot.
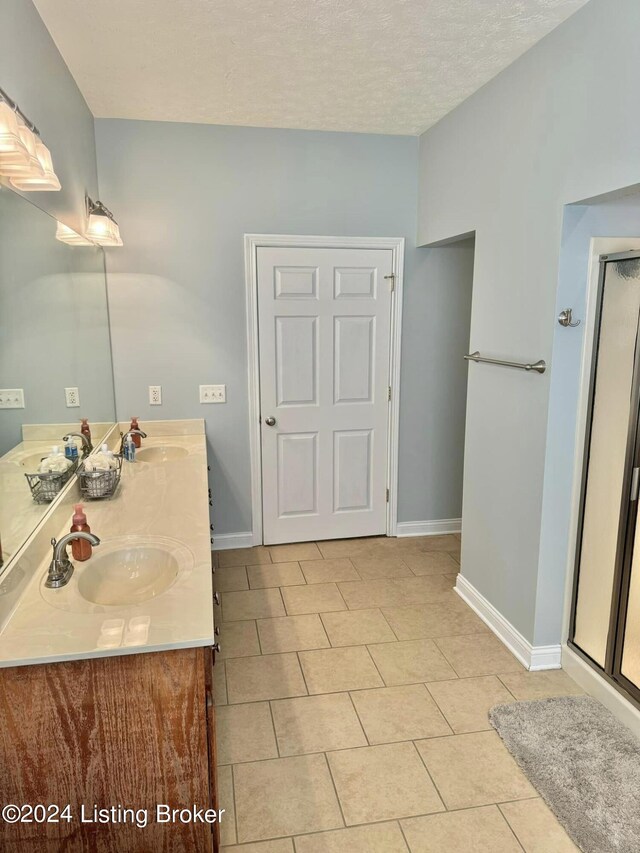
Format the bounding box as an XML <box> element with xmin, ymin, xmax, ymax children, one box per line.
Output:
<box><xmin>62</xmin><ymin>432</ymin><xmax>92</xmax><ymax>456</ymax></box>
<box><xmin>119</xmin><ymin>429</ymin><xmax>147</xmax><ymax>454</ymax></box>
<box><xmin>45</xmin><ymin>532</ymin><xmax>100</xmax><ymax>589</ymax></box>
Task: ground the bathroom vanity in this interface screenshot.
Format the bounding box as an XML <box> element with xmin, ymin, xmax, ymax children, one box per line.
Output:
<box><xmin>0</xmin><ymin>420</ymin><xmax>221</xmax><ymax>852</ymax></box>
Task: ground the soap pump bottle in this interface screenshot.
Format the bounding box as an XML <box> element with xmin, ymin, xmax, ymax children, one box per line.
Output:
<box><xmin>130</xmin><ymin>417</ymin><xmax>142</xmax><ymax>448</ymax></box>
<box><xmin>70</xmin><ymin>504</ymin><xmax>92</xmax><ymax>561</ymax></box>
<box><xmin>64</xmin><ymin>436</ymin><xmax>79</xmax><ymax>461</ymax></box>
<box><xmin>81</xmin><ymin>418</ymin><xmax>92</xmax><ymax>444</ymax></box>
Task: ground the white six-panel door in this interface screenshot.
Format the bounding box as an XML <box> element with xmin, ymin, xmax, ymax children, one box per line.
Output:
<box><xmin>257</xmin><ymin>246</ymin><xmax>393</xmax><ymax>544</ymax></box>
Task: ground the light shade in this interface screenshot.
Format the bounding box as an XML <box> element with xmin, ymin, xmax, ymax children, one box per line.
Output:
<box><xmin>55</xmin><ymin>222</ymin><xmax>95</xmax><ymax>246</ymax></box>
<box><xmin>10</xmin><ymin>139</ymin><xmax>61</xmax><ymax>191</ymax></box>
<box><xmin>1</xmin><ymin>123</ymin><xmax>43</xmax><ymax>179</ymax></box>
<box><xmin>0</xmin><ymin>101</ymin><xmax>29</xmax><ymax>167</ymax></box>
<box><xmin>86</xmin><ymin>210</ymin><xmax>123</xmax><ymax>247</ymax></box>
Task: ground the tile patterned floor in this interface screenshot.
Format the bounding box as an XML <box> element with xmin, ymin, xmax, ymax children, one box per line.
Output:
<box><xmin>214</xmin><ymin>534</ymin><xmax>581</xmax><ymax>852</ymax></box>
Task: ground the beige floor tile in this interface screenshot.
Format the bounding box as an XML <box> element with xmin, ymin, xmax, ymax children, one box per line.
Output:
<box><xmin>221</xmin><ymin>841</ymin><xmax>293</xmax><ymax>853</ymax></box>
<box><xmin>214</xmin><ymin>660</ymin><xmax>227</xmax><ymax>705</ymax></box>
<box><xmin>300</xmin><ymin>558</ymin><xmax>360</xmax><ymax>584</ymax></box>
<box><xmin>257</xmin><ymin>614</ymin><xmax>330</xmax><ymax>653</ymax></box>
<box><xmin>270</xmin><ymin>542</ymin><xmax>322</xmax><ymax>562</ymax></box>
<box><xmin>217</xmin><ymin>764</ymin><xmax>236</xmax><ymax>846</ymax></box>
<box><xmin>500</xmin><ymin>798</ymin><xmax>580</xmax><ymax>852</ymax></box>
<box><xmin>294</xmin><ymin>822</ymin><xmax>408</xmax><ymax>852</ymax></box>
<box><xmin>416</xmin><ymin>731</ymin><xmax>537</xmax><ymax>809</ymax></box>
<box><xmin>282</xmin><ymin>582</ymin><xmax>346</xmax><ymax>615</ymax></box>
<box><xmin>218</xmin><ymin>546</ymin><xmax>272</xmax><ymax>567</ymax></box>
<box><xmin>234</xmin><ymin>754</ymin><xmax>343</xmax><ymax>841</ymax></box>
<box><xmin>215</xmin><ymin>564</ymin><xmax>249</xmax><ymax>591</ymax></box>
<box><xmin>401</xmin><ymin>805</ymin><xmax>522</xmax><ymax>852</ymax></box>
<box><xmin>272</xmin><ymin>693</ymin><xmax>367</xmax><ymax>755</ymax></box>
<box><xmin>382</xmin><ymin>598</ymin><xmax>488</xmax><ymax>640</ymax></box>
<box><xmin>222</xmin><ymin>588</ymin><xmax>285</xmax><ymax>621</ymax></box>
<box><xmin>350</xmin><ymin>555</ymin><xmax>413</xmax><ymax>580</ymax></box>
<box><xmin>216</xmin><ymin>702</ymin><xmax>278</xmax><ymax>765</ymax></box>
<box><xmin>321</xmin><ymin>608</ymin><xmax>396</xmax><ymax>647</ymax></box>
<box><xmin>226</xmin><ymin>653</ymin><xmax>307</xmax><ymax>703</ymax></box>
<box><xmin>339</xmin><ymin>576</ymin><xmax>455</xmax><ymax>610</ymax></box>
<box><xmin>218</xmin><ymin>620</ymin><xmax>261</xmax><ymax>660</ymax></box>
<box><xmin>328</xmin><ymin>742</ymin><xmax>444</xmax><ymax>825</ymax></box>
<box><xmin>402</xmin><ymin>551</ymin><xmax>460</xmax><ymax>576</ymax></box>
<box><xmin>498</xmin><ymin>669</ymin><xmax>583</xmax><ymax>701</ymax></box>
<box><xmin>351</xmin><ymin>684</ymin><xmax>451</xmax><ymax>743</ymax></box>
<box><xmin>435</xmin><ymin>633</ymin><xmax>524</xmax><ymax>677</ymax></box>
<box><xmin>426</xmin><ymin>676</ymin><xmax>515</xmax><ymax>733</ymax></box>
<box><xmin>368</xmin><ymin>639</ymin><xmax>456</xmax><ymax>685</ymax></box>
<box><xmin>417</xmin><ymin>534</ymin><xmax>460</xmax><ymax>553</ymax></box>
<box><xmin>248</xmin><ymin>561</ymin><xmax>305</xmax><ymax>588</ymax></box>
<box><xmin>317</xmin><ymin>538</ymin><xmax>386</xmax><ymax>559</ymax></box>
<box><xmin>299</xmin><ymin>646</ymin><xmax>383</xmax><ymax>693</ymax></box>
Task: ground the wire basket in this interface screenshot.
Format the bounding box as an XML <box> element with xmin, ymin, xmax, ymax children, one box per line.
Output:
<box><xmin>77</xmin><ymin>454</ymin><xmax>123</xmax><ymax>499</ymax></box>
<box><xmin>25</xmin><ymin>459</ymin><xmax>79</xmax><ymax>504</ymax></box>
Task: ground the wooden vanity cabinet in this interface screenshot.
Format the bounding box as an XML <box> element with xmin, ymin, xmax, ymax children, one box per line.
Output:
<box><xmin>0</xmin><ymin>645</ymin><xmax>221</xmax><ymax>852</ymax></box>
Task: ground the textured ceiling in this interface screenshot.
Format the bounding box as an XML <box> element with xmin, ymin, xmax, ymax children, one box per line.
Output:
<box><xmin>33</xmin><ymin>0</ymin><xmax>588</xmax><ymax>135</ymax></box>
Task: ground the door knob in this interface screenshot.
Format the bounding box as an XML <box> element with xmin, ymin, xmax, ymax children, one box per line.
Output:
<box><xmin>264</xmin><ymin>416</ymin><xmax>276</xmax><ymax>427</ymax></box>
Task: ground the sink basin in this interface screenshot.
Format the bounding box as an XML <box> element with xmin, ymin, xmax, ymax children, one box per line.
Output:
<box><xmin>41</xmin><ymin>535</ymin><xmax>194</xmax><ymax>612</ymax></box>
<box><xmin>78</xmin><ymin>545</ymin><xmax>179</xmax><ymax>605</ymax></box>
<box><xmin>136</xmin><ymin>445</ymin><xmax>189</xmax><ymax>463</ymax></box>
<box><xmin>14</xmin><ymin>452</ymin><xmax>48</xmax><ymax>470</ymax></box>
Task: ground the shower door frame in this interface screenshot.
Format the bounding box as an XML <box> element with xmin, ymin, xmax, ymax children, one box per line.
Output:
<box><xmin>568</xmin><ymin>250</ymin><xmax>640</xmax><ymax>709</ymax></box>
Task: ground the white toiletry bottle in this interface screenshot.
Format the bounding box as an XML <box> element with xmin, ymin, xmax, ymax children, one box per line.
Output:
<box><xmin>123</xmin><ymin>434</ymin><xmax>136</xmax><ymax>462</ymax></box>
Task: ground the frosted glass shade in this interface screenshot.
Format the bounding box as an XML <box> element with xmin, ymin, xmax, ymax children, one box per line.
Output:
<box><xmin>0</xmin><ymin>123</ymin><xmax>43</xmax><ymax>178</ymax></box>
<box><xmin>86</xmin><ymin>211</ymin><xmax>123</xmax><ymax>247</ymax></box>
<box><xmin>0</xmin><ymin>102</ymin><xmax>29</xmax><ymax>167</ymax></box>
<box><xmin>10</xmin><ymin>139</ymin><xmax>61</xmax><ymax>191</ymax></box>
<box><xmin>55</xmin><ymin>222</ymin><xmax>94</xmax><ymax>246</ymax></box>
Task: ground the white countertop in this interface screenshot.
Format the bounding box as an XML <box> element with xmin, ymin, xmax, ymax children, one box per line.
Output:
<box><xmin>0</xmin><ymin>423</ymin><xmax>214</xmax><ymax>667</ymax></box>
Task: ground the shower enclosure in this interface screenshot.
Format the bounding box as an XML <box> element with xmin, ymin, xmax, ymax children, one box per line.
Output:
<box><xmin>570</xmin><ymin>250</ymin><xmax>640</xmax><ymax>706</ymax></box>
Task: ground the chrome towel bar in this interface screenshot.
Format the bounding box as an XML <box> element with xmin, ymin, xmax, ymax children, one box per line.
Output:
<box><xmin>464</xmin><ymin>351</ymin><xmax>546</xmax><ymax>374</ymax></box>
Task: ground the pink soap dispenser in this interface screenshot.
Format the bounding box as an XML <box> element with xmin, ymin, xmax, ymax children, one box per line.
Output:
<box><xmin>70</xmin><ymin>504</ymin><xmax>92</xmax><ymax>562</ymax></box>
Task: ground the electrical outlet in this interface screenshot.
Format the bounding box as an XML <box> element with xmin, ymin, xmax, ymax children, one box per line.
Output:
<box><xmin>199</xmin><ymin>384</ymin><xmax>226</xmax><ymax>404</ymax></box>
<box><xmin>149</xmin><ymin>385</ymin><xmax>162</xmax><ymax>405</ymax></box>
<box><xmin>0</xmin><ymin>388</ymin><xmax>25</xmax><ymax>409</ymax></box>
<box><xmin>65</xmin><ymin>387</ymin><xmax>80</xmax><ymax>408</ymax></box>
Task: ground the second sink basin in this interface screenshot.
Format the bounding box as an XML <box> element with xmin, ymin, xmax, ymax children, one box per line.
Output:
<box><xmin>136</xmin><ymin>445</ymin><xmax>189</xmax><ymax>463</ymax></box>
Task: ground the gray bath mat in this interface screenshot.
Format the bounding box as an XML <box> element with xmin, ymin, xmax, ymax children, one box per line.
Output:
<box><xmin>490</xmin><ymin>696</ymin><xmax>640</xmax><ymax>853</ymax></box>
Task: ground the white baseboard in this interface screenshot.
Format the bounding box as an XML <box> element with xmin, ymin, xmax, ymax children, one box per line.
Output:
<box><xmin>212</xmin><ymin>532</ymin><xmax>254</xmax><ymax>551</ymax></box>
<box><xmin>562</xmin><ymin>645</ymin><xmax>640</xmax><ymax>738</ymax></box>
<box><xmin>396</xmin><ymin>518</ymin><xmax>461</xmax><ymax>537</ymax></box>
<box><xmin>455</xmin><ymin>574</ymin><xmax>562</xmax><ymax>671</ymax></box>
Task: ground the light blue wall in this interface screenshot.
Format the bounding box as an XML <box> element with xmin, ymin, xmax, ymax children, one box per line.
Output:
<box><xmin>417</xmin><ymin>0</ymin><xmax>640</xmax><ymax>644</ymax></box>
<box><xmin>95</xmin><ymin>119</ymin><xmax>473</xmax><ymax>535</ymax></box>
<box><xmin>0</xmin><ymin>0</ymin><xmax>98</xmax><ymax>231</ymax></box>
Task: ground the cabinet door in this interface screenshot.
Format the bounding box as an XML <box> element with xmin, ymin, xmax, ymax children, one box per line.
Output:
<box><xmin>204</xmin><ymin>646</ymin><xmax>220</xmax><ymax>852</ymax></box>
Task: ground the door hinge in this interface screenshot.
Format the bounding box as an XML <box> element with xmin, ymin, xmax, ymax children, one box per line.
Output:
<box><xmin>631</xmin><ymin>467</ymin><xmax>640</xmax><ymax>502</ymax></box>
<box><xmin>384</xmin><ymin>274</ymin><xmax>396</xmax><ymax>292</ymax></box>
<box><xmin>388</xmin><ymin>386</ymin><xmax>392</xmax><ymax>401</ymax></box>
<box><xmin>386</xmin><ymin>488</ymin><xmax>390</xmax><ymax>503</ymax></box>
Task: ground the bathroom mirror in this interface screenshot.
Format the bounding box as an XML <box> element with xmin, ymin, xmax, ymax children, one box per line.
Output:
<box><xmin>0</xmin><ymin>185</ymin><xmax>116</xmax><ymax>567</ymax></box>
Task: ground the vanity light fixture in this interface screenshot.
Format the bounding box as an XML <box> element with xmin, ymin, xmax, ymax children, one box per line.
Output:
<box><xmin>85</xmin><ymin>197</ymin><xmax>123</xmax><ymax>247</ymax></box>
<box><xmin>0</xmin><ymin>87</ymin><xmax>61</xmax><ymax>191</ymax></box>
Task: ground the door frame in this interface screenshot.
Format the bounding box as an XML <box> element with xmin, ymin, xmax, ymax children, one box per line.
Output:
<box><xmin>244</xmin><ymin>233</ymin><xmax>405</xmax><ymax>547</ymax></box>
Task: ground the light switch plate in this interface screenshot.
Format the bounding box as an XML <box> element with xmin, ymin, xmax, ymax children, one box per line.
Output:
<box><xmin>149</xmin><ymin>385</ymin><xmax>162</xmax><ymax>405</ymax></box>
<box><xmin>0</xmin><ymin>388</ymin><xmax>25</xmax><ymax>409</ymax></box>
<box><xmin>199</xmin><ymin>384</ymin><xmax>226</xmax><ymax>404</ymax></box>
<box><xmin>65</xmin><ymin>387</ymin><xmax>80</xmax><ymax>407</ymax></box>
